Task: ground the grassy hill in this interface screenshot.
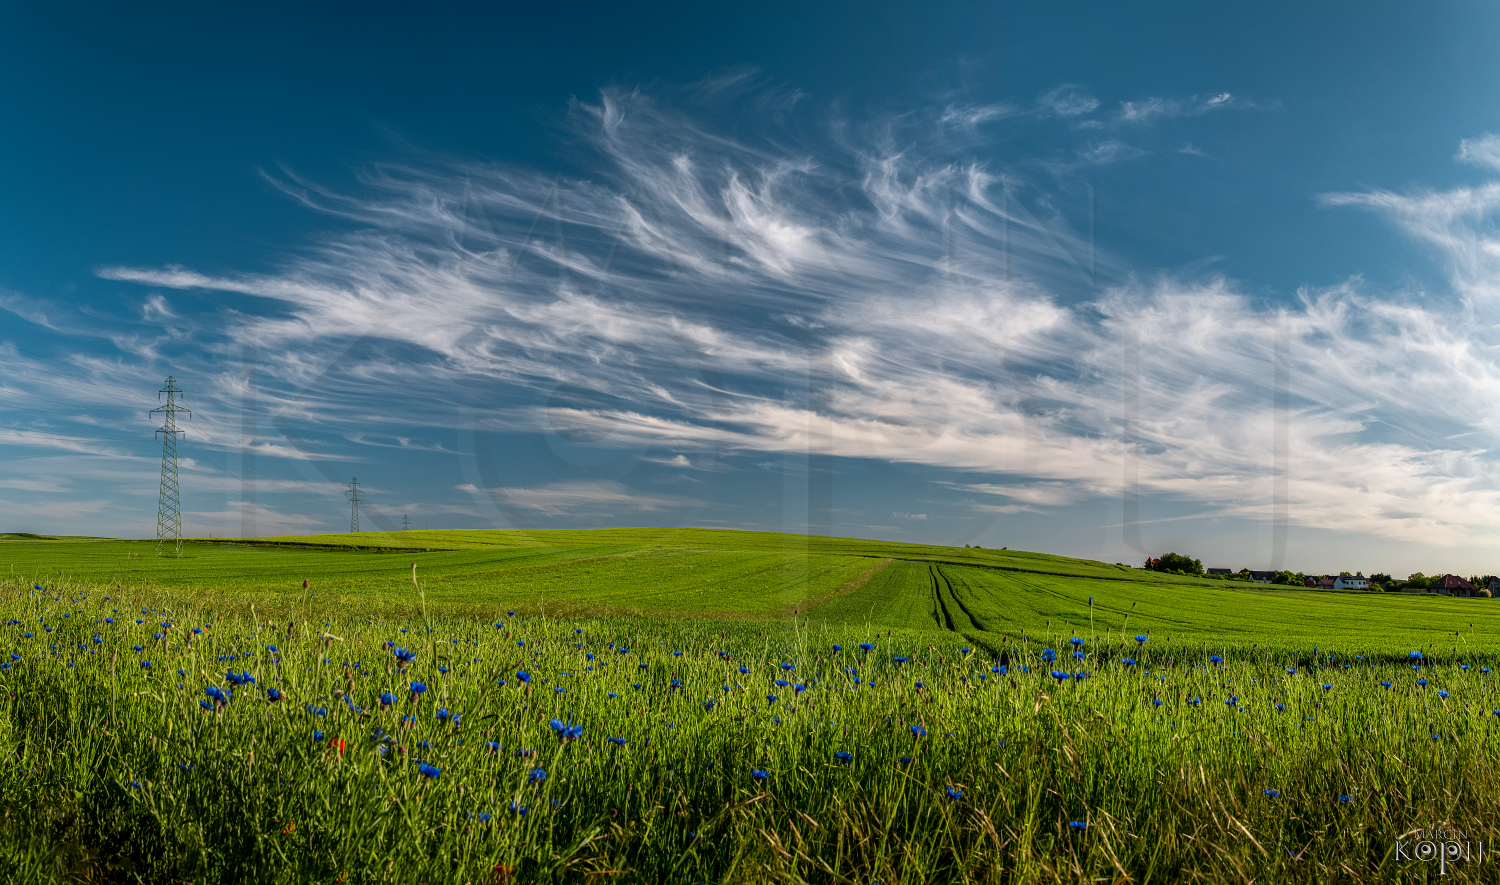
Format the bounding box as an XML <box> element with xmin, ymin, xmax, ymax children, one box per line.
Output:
<box><xmin>2</xmin><ymin>527</ymin><xmax>1494</xmax><ymax>654</ymax></box>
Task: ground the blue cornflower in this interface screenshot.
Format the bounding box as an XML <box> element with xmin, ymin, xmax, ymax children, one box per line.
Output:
<box><xmin>418</xmin><ymin>762</ymin><xmax>441</xmax><ymax>779</ymax></box>
<box><xmin>1274</xmin><ymin>703</ymin><xmax>1285</xmax><ymax>712</ymax></box>
<box><xmin>947</xmin><ymin>786</ymin><xmax>963</xmax><ymax>801</ymax></box>
<box><xmin>1410</xmin><ymin>650</ymin><xmax>1423</xmax><ymax>660</ymax></box>
<box><xmin>1120</xmin><ymin>658</ymin><xmax>1136</xmax><ymax>666</ymax></box>
<box><xmin>410</xmin><ymin>682</ymin><xmax>428</xmax><ymax>695</ymax></box>
<box><xmin>313</xmin><ymin>730</ymin><xmax>324</xmax><ymax>742</ymax></box>
<box><xmin>1134</xmin><ymin>635</ymin><xmax>1148</xmax><ymax>643</ymax></box>
<box><xmin>266</xmin><ymin>687</ymin><xmax>282</xmax><ymax>702</ymax></box>
<box><xmin>1285</xmin><ymin>667</ymin><xmax>1297</xmax><ymax>675</ymax></box>
<box><xmin>1069</xmin><ymin>821</ymin><xmax>1087</xmax><ymax>830</ymax></box>
<box><xmin>205</xmin><ymin>685</ymin><xmax>231</xmax><ymax>706</ymax></box>
<box><xmin>832</xmin><ymin>644</ymin><xmax>842</xmax><ymax>652</ymax></box>
<box><xmin>1208</xmin><ymin>655</ymin><xmax>1224</xmax><ymax>665</ymax></box>
<box><xmin>1050</xmin><ymin>670</ymin><xmax>1070</xmax><ymax>682</ymax></box>
<box><xmin>1438</xmin><ymin>690</ymin><xmax>1450</xmax><ymax>699</ymax></box>
<box><xmin>1152</xmin><ymin>698</ymin><xmax>1163</xmax><ymax>707</ymax></box>
<box><xmin>528</xmin><ymin>767</ymin><xmax>547</xmax><ymax>783</ymax></box>
<box><xmin>1322</xmin><ymin>684</ymin><xmax>1332</xmax><ymax>691</ymax></box>
<box><xmin>750</xmin><ymin>769</ymin><xmax>770</xmax><ymax>780</ymax></box>
<box><xmin>379</xmin><ymin>692</ymin><xmax>395</xmax><ymax>707</ymax></box>
<box><xmin>1263</xmin><ymin>789</ymin><xmax>1279</xmax><ymax>797</ymax></box>
<box><xmin>516</xmin><ymin>670</ymin><xmax>530</xmax><ymax>683</ymax></box>
<box><xmin>1040</xmin><ymin>649</ymin><xmax>1057</xmax><ymax>663</ymax></box>
<box><xmin>859</xmin><ymin>642</ymin><xmax>874</xmax><ymax>651</ymax></box>
<box><xmin>1069</xmin><ymin>637</ymin><xmax>1084</xmax><ymax>647</ymax></box>
<box><xmin>910</xmin><ymin>725</ymin><xmax>927</xmax><ymax>738</ymax></box>
<box><xmin>834</xmin><ymin>750</ymin><xmax>852</xmax><ymax>763</ymax></box>
<box><xmin>766</xmin><ymin>694</ymin><xmax>778</xmax><ymax>703</ymax></box>
<box><xmin>608</xmin><ymin>737</ymin><xmax>626</xmax><ymax>746</ymax></box>
<box><xmin>549</xmin><ymin>719</ymin><xmax>583</xmax><ymax>741</ymax></box>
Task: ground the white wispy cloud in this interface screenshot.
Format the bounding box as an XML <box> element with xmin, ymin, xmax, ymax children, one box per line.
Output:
<box><xmin>1458</xmin><ymin>134</ymin><xmax>1500</xmax><ymax>172</ymax></box>
<box><xmin>482</xmin><ymin>480</ymin><xmax>680</xmax><ymax>518</ymax></box>
<box><xmin>1037</xmin><ymin>85</ymin><xmax>1100</xmax><ymax>117</ymax></box>
<box><xmin>1117</xmin><ymin>92</ymin><xmax>1261</xmax><ymax>125</ymax></box>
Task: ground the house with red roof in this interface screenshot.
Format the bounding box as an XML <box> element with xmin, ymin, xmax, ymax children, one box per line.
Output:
<box><xmin>1429</xmin><ymin>574</ymin><xmax>1479</xmax><ymax>597</ymax></box>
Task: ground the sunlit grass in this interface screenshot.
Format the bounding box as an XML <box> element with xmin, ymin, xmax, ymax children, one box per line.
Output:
<box><xmin>1</xmin><ymin>568</ymin><xmax>1498</xmax><ymax>883</ymax></box>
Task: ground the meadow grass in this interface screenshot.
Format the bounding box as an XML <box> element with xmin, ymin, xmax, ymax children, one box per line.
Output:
<box><xmin>4</xmin><ymin>532</ymin><xmax>1500</xmax><ymax>882</ymax></box>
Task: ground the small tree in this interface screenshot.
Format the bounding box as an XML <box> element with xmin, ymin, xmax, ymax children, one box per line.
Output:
<box><xmin>1272</xmin><ymin>570</ymin><xmax>1301</xmax><ymax>586</ymax></box>
<box><xmin>1157</xmin><ymin>552</ymin><xmax>1203</xmax><ymax>575</ymax></box>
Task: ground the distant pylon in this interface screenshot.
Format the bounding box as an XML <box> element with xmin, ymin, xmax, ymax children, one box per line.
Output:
<box><xmin>347</xmin><ymin>477</ymin><xmax>363</xmax><ymax>532</ymax></box>
<box><xmin>401</xmin><ymin>514</ymin><xmax>411</xmax><ymax>530</ymax></box>
<box><xmin>151</xmin><ymin>377</ymin><xmax>191</xmax><ymax>557</ymax></box>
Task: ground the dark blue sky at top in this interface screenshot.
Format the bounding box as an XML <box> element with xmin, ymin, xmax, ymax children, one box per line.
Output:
<box><xmin>7</xmin><ymin>1</ymin><xmax>1495</xmax><ymax>299</ymax></box>
<box><xmin>6</xmin><ymin>1</ymin><xmax>1500</xmax><ymax>575</ymax></box>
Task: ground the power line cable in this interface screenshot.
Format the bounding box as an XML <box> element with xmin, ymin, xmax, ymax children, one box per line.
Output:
<box><xmin>176</xmin><ymin>437</ymin><xmax>327</xmax><ymax>522</ymax></box>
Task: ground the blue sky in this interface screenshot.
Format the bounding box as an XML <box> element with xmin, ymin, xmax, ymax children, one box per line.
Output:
<box><xmin>6</xmin><ymin>1</ymin><xmax>1500</xmax><ymax>576</ymax></box>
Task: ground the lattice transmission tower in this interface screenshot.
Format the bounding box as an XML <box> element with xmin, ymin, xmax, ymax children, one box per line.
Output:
<box><xmin>347</xmin><ymin>477</ymin><xmax>363</xmax><ymax>532</ymax></box>
<box><xmin>401</xmin><ymin>514</ymin><xmax>411</xmax><ymax>530</ymax></box>
<box><xmin>151</xmin><ymin>376</ymin><xmax>191</xmax><ymax>557</ymax></box>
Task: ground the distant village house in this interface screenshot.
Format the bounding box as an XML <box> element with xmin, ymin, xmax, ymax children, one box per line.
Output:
<box><xmin>1429</xmin><ymin>574</ymin><xmax>1479</xmax><ymax>597</ymax></box>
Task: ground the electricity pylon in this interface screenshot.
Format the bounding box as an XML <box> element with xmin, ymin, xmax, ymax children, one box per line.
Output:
<box><xmin>151</xmin><ymin>376</ymin><xmax>191</xmax><ymax>557</ymax></box>
<box><xmin>347</xmin><ymin>477</ymin><xmax>362</xmax><ymax>532</ymax></box>
<box><xmin>401</xmin><ymin>514</ymin><xmax>411</xmax><ymax>531</ymax></box>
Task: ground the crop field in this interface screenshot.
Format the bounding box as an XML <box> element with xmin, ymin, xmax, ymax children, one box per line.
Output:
<box><xmin>3</xmin><ymin>530</ymin><xmax>1500</xmax><ymax>882</ymax></box>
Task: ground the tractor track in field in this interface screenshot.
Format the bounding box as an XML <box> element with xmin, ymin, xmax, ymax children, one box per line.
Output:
<box><xmin>928</xmin><ymin>563</ymin><xmax>1005</xmax><ymax>658</ymax></box>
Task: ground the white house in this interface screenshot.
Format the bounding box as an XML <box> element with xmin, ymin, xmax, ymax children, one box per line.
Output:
<box><xmin>1333</xmin><ymin>575</ymin><xmax>1368</xmax><ymax>590</ymax></box>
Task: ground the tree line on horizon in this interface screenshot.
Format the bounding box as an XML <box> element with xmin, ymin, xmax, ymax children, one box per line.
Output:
<box><xmin>1144</xmin><ymin>553</ymin><xmax>1493</xmax><ymax>596</ymax></box>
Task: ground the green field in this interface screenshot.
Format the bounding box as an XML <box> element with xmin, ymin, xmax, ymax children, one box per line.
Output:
<box><xmin>2</xmin><ymin>529</ymin><xmax>1498</xmax><ymax>883</ymax></box>
<box><xmin>4</xmin><ymin>528</ymin><xmax>1493</xmax><ymax>655</ymax></box>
